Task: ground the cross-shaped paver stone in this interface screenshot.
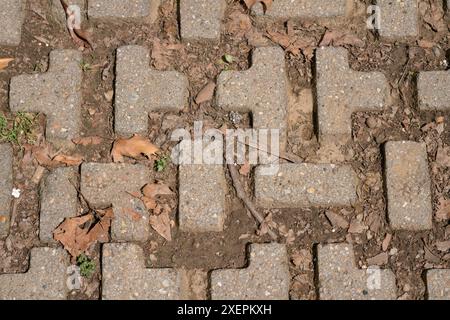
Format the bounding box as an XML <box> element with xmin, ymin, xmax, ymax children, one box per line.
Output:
<box><xmin>114</xmin><ymin>45</ymin><xmax>188</xmax><ymax>136</ymax></box>
<box><xmin>316</xmin><ymin>47</ymin><xmax>388</xmax><ymax>144</ymax></box>
<box><xmin>10</xmin><ymin>50</ymin><xmax>82</xmax><ymax>142</ymax></box>
<box><xmin>217</xmin><ymin>47</ymin><xmax>289</xmax><ymax>147</ymax></box>
<box><xmin>81</xmin><ymin>163</ymin><xmax>151</xmax><ymax>242</ymax></box>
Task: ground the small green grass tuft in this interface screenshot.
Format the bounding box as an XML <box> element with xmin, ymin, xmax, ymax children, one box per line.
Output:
<box><xmin>154</xmin><ymin>156</ymin><xmax>169</xmax><ymax>172</ymax></box>
<box><xmin>0</xmin><ymin>112</ymin><xmax>36</xmax><ymax>145</ymax></box>
<box><xmin>77</xmin><ymin>254</ymin><xmax>96</xmax><ymax>278</ymax></box>
<box><xmin>79</xmin><ymin>60</ymin><xmax>92</xmax><ymax>72</ymax></box>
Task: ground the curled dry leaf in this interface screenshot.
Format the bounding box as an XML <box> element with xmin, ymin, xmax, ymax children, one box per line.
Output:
<box><xmin>142</xmin><ymin>183</ymin><xmax>174</xmax><ymax>199</ymax></box>
<box><xmin>72</xmin><ymin>136</ymin><xmax>103</xmax><ymax>146</ymax></box>
<box><xmin>319</xmin><ymin>30</ymin><xmax>364</xmax><ymax>47</ymax></box>
<box><xmin>53</xmin><ymin>154</ymin><xmax>84</xmax><ymax>166</ymax></box>
<box><xmin>195</xmin><ymin>81</ymin><xmax>216</xmax><ymax>104</ymax></box>
<box><xmin>53</xmin><ymin>208</ymin><xmax>113</xmax><ymax>257</ymax></box>
<box><xmin>0</xmin><ymin>58</ymin><xmax>14</xmax><ymax>70</ymax></box>
<box><xmin>111</xmin><ymin>134</ymin><xmax>160</xmax><ymax>162</ymax></box>
<box><xmin>149</xmin><ymin>210</ymin><xmax>172</xmax><ymax>241</ymax></box>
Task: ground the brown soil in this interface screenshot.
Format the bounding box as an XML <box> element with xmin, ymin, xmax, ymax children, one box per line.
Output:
<box><xmin>0</xmin><ymin>0</ymin><xmax>449</xmax><ymax>300</ymax></box>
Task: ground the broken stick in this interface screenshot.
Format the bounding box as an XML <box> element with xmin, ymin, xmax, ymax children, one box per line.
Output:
<box><xmin>227</xmin><ymin>163</ymin><xmax>278</xmax><ymax>240</ymax></box>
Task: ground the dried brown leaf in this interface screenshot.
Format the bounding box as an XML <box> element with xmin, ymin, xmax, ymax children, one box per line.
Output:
<box><xmin>149</xmin><ymin>210</ymin><xmax>172</xmax><ymax>241</ymax></box>
<box><xmin>319</xmin><ymin>30</ymin><xmax>364</xmax><ymax>47</ymax></box>
<box><xmin>53</xmin><ymin>154</ymin><xmax>84</xmax><ymax>166</ymax></box>
<box><xmin>111</xmin><ymin>134</ymin><xmax>159</xmax><ymax>162</ymax></box>
<box><xmin>72</xmin><ymin>136</ymin><xmax>103</xmax><ymax>146</ymax></box>
<box><xmin>195</xmin><ymin>81</ymin><xmax>216</xmax><ymax>104</ymax></box>
<box><xmin>142</xmin><ymin>183</ymin><xmax>173</xmax><ymax>199</ymax></box>
<box><xmin>53</xmin><ymin>209</ymin><xmax>112</xmax><ymax>257</ymax></box>
<box><xmin>0</xmin><ymin>58</ymin><xmax>14</xmax><ymax>70</ymax></box>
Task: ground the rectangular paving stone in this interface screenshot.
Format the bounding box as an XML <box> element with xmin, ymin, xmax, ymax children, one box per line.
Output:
<box><xmin>81</xmin><ymin>163</ymin><xmax>151</xmax><ymax>242</ymax></box>
<box><xmin>253</xmin><ymin>0</ymin><xmax>348</xmax><ymax>18</ymax></box>
<box><xmin>10</xmin><ymin>50</ymin><xmax>82</xmax><ymax>142</ymax></box>
<box><xmin>102</xmin><ymin>243</ymin><xmax>181</xmax><ymax>300</ymax></box>
<box><xmin>0</xmin><ymin>0</ymin><xmax>25</xmax><ymax>46</ymax></box>
<box><xmin>255</xmin><ymin>163</ymin><xmax>358</xmax><ymax>208</ymax></box>
<box><xmin>115</xmin><ymin>45</ymin><xmax>188</xmax><ymax>136</ymax></box>
<box><xmin>40</xmin><ymin>167</ymin><xmax>78</xmax><ymax>244</ymax></box>
<box><xmin>385</xmin><ymin>141</ymin><xmax>432</xmax><ymax>230</ymax></box>
<box><xmin>426</xmin><ymin>269</ymin><xmax>450</xmax><ymax>300</ymax></box>
<box><xmin>418</xmin><ymin>71</ymin><xmax>450</xmax><ymax>110</ymax></box>
<box><xmin>88</xmin><ymin>0</ymin><xmax>160</xmax><ymax>22</ymax></box>
<box><xmin>0</xmin><ymin>248</ymin><xmax>68</xmax><ymax>300</ymax></box>
<box><xmin>377</xmin><ymin>0</ymin><xmax>419</xmax><ymax>39</ymax></box>
<box><xmin>179</xmin><ymin>164</ymin><xmax>227</xmax><ymax>232</ymax></box>
<box><xmin>180</xmin><ymin>0</ymin><xmax>226</xmax><ymax>41</ymax></box>
<box><xmin>316</xmin><ymin>47</ymin><xmax>388</xmax><ymax>144</ymax></box>
<box><xmin>217</xmin><ymin>47</ymin><xmax>289</xmax><ymax>147</ymax></box>
<box><xmin>318</xmin><ymin>243</ymin><xmax>397</xmax><ymax>300</ymax></box>
<box><xmin>0</xmin><ymin>144</ymin><xmax>13</xmax><ymax>238</ymax></box>
<box><xmin>211</xmin><ymin>243</ymin><xmax>290</xmax><ymax>300</ymax></box>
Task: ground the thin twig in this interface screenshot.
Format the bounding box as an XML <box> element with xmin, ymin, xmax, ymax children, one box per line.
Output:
<box><xmin>227</xmin><ymin>163</ymin><xmax>278</xmax><ymax>240</ymax></box>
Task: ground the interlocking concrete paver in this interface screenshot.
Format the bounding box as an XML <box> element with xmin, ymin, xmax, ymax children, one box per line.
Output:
<box><xmin>81</xmin><ymin>163</ymin><xmax>151</xmax><ymax>242</ymax></box>
<box><xmin>0</xmin><ymin>144</ymin><xmax>13</xmax><ymax>238</ymax></box>
<box><xmin>115</xmin><ymin>45</ymin><xmax>189</xmax><ymax>136</ymax></box>
<box><xmin>102</xmin><ymin>243</ymin><xmax>181</xmax><ymax>300</ymax></box>
<box><xmin>180</xmin><ymin>0</ymin><xmax>226</xmax><ymax>41</ymax></box>
<box><xmin>211</xmin><ymin>243</ymin><xmax>290</xmax><ymax>300</ymax></box>
<box><xmin>253</xmin><ymin>0</ymin><xmax>348</xmax><ymax>18</ymax></box>
<box><xmin>0</xmin><ymin>0</ymin><xmax>25</xmax><ymax>46</ymax></box>
<box><xmin>255</xmin><ymin>163</ymin><xmax>358</xmax><ymax>208</ymax></box>
<box><xmin>0</xmin><ymin>248</ymin><xmax>68</xmax><ymax>300</ymax></box>
<box><xmin>40</xmin><ymin>167</ymin><xmax>78</xmax><ymax>243</ymax></box>
<box><xmin>426</xmin><ymin>269</ymin><xmax>450</xmax><ymax>300</ymax></box>
<box><xmin>88</xmin><ymin>0</ymin><xmax>159</xmax><ymax>22</ymax></box>
<box><xmin>179</xmin><ymin>165</ymin><xmax>227</xmax><ymax>232</ymax></box>
<box><xmin>418</xmin><ymin>71</ymin><xmax>450</xmax><ymax>110</ymax></box>
<box><xmin>217</xmin><ymin>47</ymin><xmax>289</xmax><ymax>146</ymax></box>
<box><xmin>318</xmin><ymin>243</ymin><xmax>397</xmax><ymax>300</ymax></box>
<box><xmin>385</xmin><ymin>141</ymin><xmax>432</xmax><ymax>230</ymax></box>
<box><xmin>10</xmin><ymin>50</ymin><xmax>82</xmax><ymax>142</ymax></box>
<box><xmin>316</xmin><ymin>47</ymin><xmax>388</xmax><ymax>143</ymax></box>
<box><xmin>377</xmin><ymin>0</ymin><xmax>419</xmax><ymax>39</ymax></box>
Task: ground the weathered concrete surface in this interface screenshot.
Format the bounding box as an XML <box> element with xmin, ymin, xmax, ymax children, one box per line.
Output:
<box><xmin>10</xmin><ymin>50</ymin><xmax>82</xmax><ymax>142</ymax></box>
<box><xmin>0</xmin><ymin>0</ymin><xmax>25</xmax><ymax>46</ymax></box>
<box><xmin>0</xmin><ymin>248</ymin><xmax>68</xmax><ymax>300</ymax></box>
<box><xmin>179</xmin><ymin>164</ymin><xmax>227</xmax><ymax>232</ymax></box>
<box><xmin>115</xmin><ymin>45</ymin><xmax>188</xmax><ymax>136</ymax></box>
<box><xmin>211</xmin><ymin>243</ymin><xmax>290</xmax><ymax>300</ymax></box>
<box><xmin>418</xmin><ymin>71</ymin><xmax>450</xmax><ymax>110</ymax></box>
<box><xmin>426</xmin><ymin>269</ymin><xmax>450</xmax><ymax>300</ymax></box>
<box><xmin>0</xmin><ymin>144</ymin><xmax>13</xmax><ymax>238</ymax></box>
<box><xmin>318</xmin><ymin>243</ymin><xmax>397</xmax><ymax>300</ymax></box>
<box><xmin>40</xmin><ymin>167</ymin><xmax>78</xmax><ymax>243</ymax></box>
<box><xmin>385</xmin><ymin>141</ymin><xmax>432</xmax><ymax>230</ymax></box>
<box><xmin>217</xmin><ymin>47</ymin><xmax>289</xmax><ymax>147</ymax></box>
<box><xmin>81</xmin><ymin>163</ymin><xmax>151</xmax><ymax>242</ymax></box>
<box><xmin>180</xmin><ymin>0</ymin><xmax>226</xmax><ymax>41</ymax></box>
<box><xmin>377</xmin><ymin>0</ymin><xmax>419</xmax><ymax>39</ymax></box>
<box><xmin>102</xmin><ymin>243</ymin><xmax>181</xmax><ymax>300</ymax></box>
<box><xmin>255</xmin><ymin>163</ymin><xmax>358</xmax><ymax>208</ymax></box>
